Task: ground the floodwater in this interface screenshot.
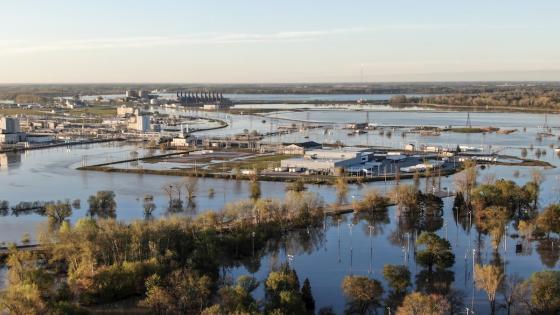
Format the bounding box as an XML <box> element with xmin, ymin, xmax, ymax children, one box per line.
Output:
<box><xmin>1</xmin><ymin>108</ymin><xmax>560</xmax><ymax>314</ymax></box>
<box><xmin>80</xmin><ymin>93</ymin><xmax>428</xmax><ymax>102</ymax></box>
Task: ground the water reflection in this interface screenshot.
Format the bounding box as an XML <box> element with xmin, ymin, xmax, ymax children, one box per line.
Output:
<box><xmin>2</xmin><ymin>109</ymin><xmax>560</xmax><ymax>313</ymax></box>
<box><xmin>0</xmin><ymin>152</ymin><xmax>21</xmax><ymax>170</ymax></box>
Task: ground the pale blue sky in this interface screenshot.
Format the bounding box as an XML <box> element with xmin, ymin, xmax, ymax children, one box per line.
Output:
<box><xmin>1</xmin><ymin>0</ymin><xmax>559</xmax><ymax>83</ymax></box>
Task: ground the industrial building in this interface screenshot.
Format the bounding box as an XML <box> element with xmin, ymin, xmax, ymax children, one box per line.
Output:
<box><xmin>136</xmin><ymin>114</ymin><xmax>151</xmax><ymax>132</ymax></box>
<box><xmin>0</xmin><ymin>117</ymin><xmax>22</xmax><ymax>144</ymax></box>
<box><xmin>0</xmin><ymin>117</ymin><xmax>20</xmax><ymax>134</ymax></box>
<box><xmin>176</xmin><ymin>91</ymin><xmax>232</xmax><ymax>108</ymax></box>
<box><xmin>280</xmin><ymin>147</ymin><xmax>374</xmax><ymax>174</ymax></box>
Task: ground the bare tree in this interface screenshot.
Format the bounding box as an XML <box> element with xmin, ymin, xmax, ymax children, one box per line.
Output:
<box><xmin>183</xmin><ymin>177</ymin><xmax>199</xmax><ymax>201</ymax></box>
<box><xmin>162</xmin><ymin>184</ymin><xmax>175</xmax><ymax>204</ymax></box>
<box><xmin>500</xmin><ymin>274</ymin><xmax>524</xmax><ymax>315</ymax></box>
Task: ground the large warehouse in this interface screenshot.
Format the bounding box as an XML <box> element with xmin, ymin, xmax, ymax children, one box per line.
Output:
<box><xmin>280</xmin><ymin>147</ymin><xmax>373</xmax><ymax>174</ymax></box>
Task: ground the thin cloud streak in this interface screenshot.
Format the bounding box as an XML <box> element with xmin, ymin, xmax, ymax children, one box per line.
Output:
<box><xmin>0</xmin><ymin>28</ymin><xmax>368</xmax><ymax>55</ymax></box>
<box><xmin>1</xmin><ymin>23</ymin><xmax>524</xmax><ymax>56</ymax></box>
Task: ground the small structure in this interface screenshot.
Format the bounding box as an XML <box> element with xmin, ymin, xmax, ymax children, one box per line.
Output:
<box><xmin>117</xmin><ymin>105</ymin><xmax>135</xmax><ymax>117</ymax></box>
<box><xmin>345</xmin><ymin>122</ymin><xmax>368</xmax><ymax>130</ymax></box>
<box><xmin>280</xmin><ymin>141</ymin><xmax>322</xmax><ymax>155</ymax></box>
<box><xmin>0</xmin><ymin>117</ymin><xmax>22</xmax><ymax>144</ymax></box>
<box><xmin>0</xmin><ymin>117</ymin><xmax>20</xmax><ymax>134</ymax></box>
<box><xmin>136</xmin><ymin>114</ymin><xmax>151</xmax><ymax>132</ymax></box>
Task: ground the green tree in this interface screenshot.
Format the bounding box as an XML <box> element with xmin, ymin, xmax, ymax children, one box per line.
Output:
<box><xmin>265</xmin><ymin>265</ymin><xmax>306</xmax><ymax>314</ymax></box>
<box><xmin>87</xmin><ymin>190</ymin><xmax>117</xmax><ymax>218</ymax></box>
<box><xmin>218</xmin><ymin>275</ymin><xmax>259</xmax><ymax>314</ymax></box>
<box><xmin>521</xmin><ymin>270</ymin><xmax>560</xmax><ymax>315</ymax></box>
<box><xmin>301</xmin><ymin>278</ymin><xmax>315</xmax><ymax>313</ymax></box>
<box><xmin>143</xmin><ymin>269</ymin><xmax>212</xmax><ymax>315</ymax></box>
<box><xmin>383</xmin><ymin>265</ymin><xmax>411</xmax><ymax>294</ymax></box>
<box><xmin>475</xmin><ymin>206</ymin><xmax>509</xmax><ymax>250</ymax></box>
<box><xmin>415</xmin><ymin>232</ymin><xmax>455</xmax><ymax>271</ymax></box>
<box><xmin>536</xmin><ymin>204</ymin><xmax>560</xmax><ymax>238</ymax></box>
<box><xmin>142</xmin><ymin>195</ymin><xmax>156</xmax><ymax>218</ymax></box>
<box><xmin>396</xmin><ymin>292</ymin><xmax>449</xmax><ymax>315</ymax></box>
<box><xmin>341</xmin><ymin>275</ymin><xmax>384</xmax><ymax>315</ymax></box>
<box><xmin>335</xmin><ymin>176</ymin><xmax>348</xmax><ymax>204</ymax></box>
<box><xmin>354</xmin><ymin>189</ymin><xmax>388</xmax><ymax>213</ymax></box>
<box><xmin>45</xmin><ymin>201</ymin><xmax>72</xmax><ymax>227</ymax></box>
<box><xmin>250</xmin><ymin>180</ymin><xmax>261</xmax><ymax>200</ymax></box>
<box><xmin>452</xmin><ymin>191</ymin><xmax>465</xmax><ymax>212</ymax></box>
<box><xmin>0</xmin><ymin>283</ymin><xmax>47</xmax><ymax>315</ymax></box>
<box><xmin>287</xmin><ymin>178</ymin><xmax>307</xmax><ymax>192</ymax></box>
<box><xmin>474</xmin><ymin>264</ymin><xmax>504</xmax><ymax>315</ymax></box>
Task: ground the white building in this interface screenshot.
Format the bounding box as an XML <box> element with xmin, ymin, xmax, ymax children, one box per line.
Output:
<box><xmin>117</xmin><ymin>105</ymin><xmax>135</xmax><ymax>117</ymax></box>
<box><xmin>136</xmin><ymin>114</ymin><xmax>151</xmax><ymax>132</ymax></box>
<box><xmin>171</xmin><ymin>137</ymin><xmax>192</xmax><ymax>148</ymax></box>
<box><xmin>280</xmin><ymin>147</ymin><xmax>372</xmax><ymax>174</ymax></box>
<box><xmin>125</xmin><ymin>90</ymin><xmax>138</xmax><ymax>98</ymax></box>
<box><xmin>0</xmin><ymin>117</ymin><xmax>20</xmax><ymax>134</ymax></box>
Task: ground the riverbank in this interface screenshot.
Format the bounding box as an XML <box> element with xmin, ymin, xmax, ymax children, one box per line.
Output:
<box><xmin>396</xmin><ymin>102</ymin><xmax>560</xmax><ymax>114</ymax></box>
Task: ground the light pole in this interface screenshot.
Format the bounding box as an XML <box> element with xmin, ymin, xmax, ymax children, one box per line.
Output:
<box><xmin>337</xmin><ymin>219</ymin><xmax>341</xmax><ymax>263</ymax></box>
<box><xmin>368</xmin><ymin>225</ymin><xmax>374</xmax><ymax>274</ymax></box>
<box><xmin>472</xmin><ymin>248</ymin><xmax>476</xmax><ymax>283</ymax></box>
<box><xmin>504</xmin><ymin>225</ymin><xmax>508</xmax><ymax>252</ymax></box>
<box><xmin>252</xmin><ymin>231</ymin><xmax>255</xmax><ymax>257</ymax></box>
<box><xmin>348</xmin><ymin>223</ymin><xmax>354</xmax><ymax>274</ymax></box>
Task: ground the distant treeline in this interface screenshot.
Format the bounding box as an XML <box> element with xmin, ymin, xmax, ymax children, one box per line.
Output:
<box><xmin>3</xmin><ymin>82</ymin><xmax>560</xmax><ymax>100</ymax></box>
<box><xmin>391</xmin><ymin>89</ymin><xmax>560</xmax><ymax>109</ymax></box>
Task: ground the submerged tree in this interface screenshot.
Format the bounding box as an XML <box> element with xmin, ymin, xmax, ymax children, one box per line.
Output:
<box><xmin>265</xmin><ymin>264</ymin><xmax>308</xmax><ymax>314</ymax></box>
<box><xmin>183</xmin><ymin>177</ymin><xmax>199</xmax><ymax>202</ymax></box>
<box><xmin>354</xmin><ymin>188</ymin><xmax>389</xmax><ymax>213</ymax></box>
<box><xmin>335</xmin><ymin>176</ymin><xmax>349</xmax><ymax>205</ymax></box>
<box><xmin>142</xmin><ymin>194</ymin><xmax>156</xmax><ymax>219</ymax></box>
<box><xmin>287</xmin><ymin>178</ymin><xmax>307</xmax><ymax>192</ymax></box>
<box><xmin>454</xmin><ymin>160</ymin><xmax>477</xmax><ymax>200</ymax></box>
<box><xmin>415</xmin><ymin>232</ymin><xmax>454</xmax><ymax>272</ymax></box>
<box><xmin>383</xmin><ymin>265</ymin><xmax>411</xmax><ymax>294</ymax></box>
<box><xmin>215</xmin><ymin>275</ymin><xmax>260</xmax><ymax>314</ymax></box>
<box><xmin>341</xmin><ymin>275</ymin><xmax>384</xmax><ymax>315</ymax></box>
<box><xmin>87</xmin><ymin>190</ymin><xmax>117</xmax><ymax>218</ymax></box>
<box><xmin>143</xmin><ymin>269</ymin><xmax>212</xmax><ymax>315</ymax></box>
<box><xmin>250</xmin><ymin>180</ymin><xmax>261</xmax><ymax>200</ymax></box>
<box><xmin>474</xmin><ymin>264</ymin><xmax>504</xmax><ymax>315</ymax></box>
<box><xmin>519</xmin><ymin>270</ymin><xmax>560</xmax><ymax>314</ymax></box>
<box><xmin>45</xmin><ymin>201</ymin><xmax>72</xmax><ymax>227</ymax></box>
<box><xmin>396</xmin><ymin>292</ymin><xmax>450</xmax><ymax>315</ymax></box>
<box><xmin>301</xmin><ymin>278</ymin><xmax>316</xmax><ymax>314</ymax></box>
<box><xmin>383</xmin><ymin>264</ymin><xmax>412</xmax><ymax>311</ymax></box>
<box><xmin>536</xmin><ymin>204</ymin><xmax>560</xmax><ymax>238</ymax></box>
<box><xmin>500</xmin><ymin>273</ymin><xmax>524</xmax><ymax>315</ymax></box>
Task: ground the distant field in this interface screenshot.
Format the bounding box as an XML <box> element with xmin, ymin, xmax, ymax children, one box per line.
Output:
<box><xmin>0</xmin><ymin>106</ymin><xmax>116</xmax><ymax>118</ymax></box>
<box><xmin>206</xmin><ymin>154</ymin><xmax>294</xmax><ymax>172</ymax></box>
<box><xmin>69</xmin><ymin>106</ymin><xmax>116</xmax><ymax>117</ymax></box>
<box><xmin>0</xmin><ymin>108</ymin><xmax>48</xmax><ymax>116</ymax></box>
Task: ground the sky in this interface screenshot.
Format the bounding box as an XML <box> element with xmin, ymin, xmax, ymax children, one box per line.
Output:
<box><xmin>1</xmin><ymin>0</ymin><xmax>560</xmax><ymax>83</ymax></box>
